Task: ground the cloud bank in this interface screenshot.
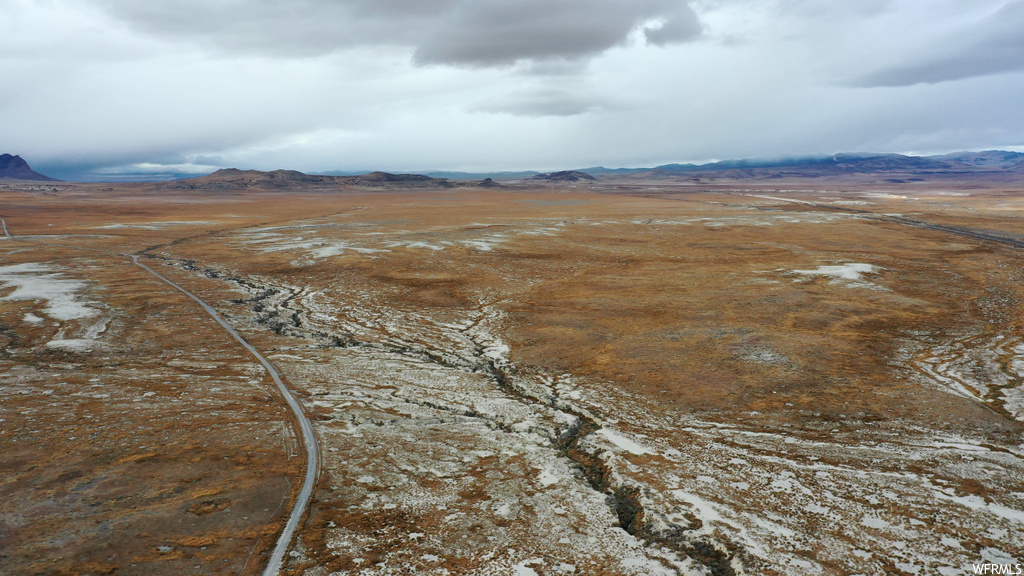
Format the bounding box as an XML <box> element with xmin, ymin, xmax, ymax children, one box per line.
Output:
<box><xmin>88</xmin><ymin>0</ymin><xmax>702</xmax><ymax>66</ymax></box>
<box><xmin>1</xmin><ymin>0</ymin><xmax>1022</xmax><ymax>180</ymax></box>
<box><xmin>857</xmin><ymin>0</ymin><xmax>1024</xmax><ymax>86</ymax></box>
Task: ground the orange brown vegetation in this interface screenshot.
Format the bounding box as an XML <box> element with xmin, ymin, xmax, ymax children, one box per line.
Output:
<box><xmin>1</xmin><ymin>176</ymin><xmax>1023</xmax><ymax>574</ymax></box>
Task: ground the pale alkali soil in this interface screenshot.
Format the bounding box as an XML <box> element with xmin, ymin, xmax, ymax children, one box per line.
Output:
<box><xmin>1</xmin><ymin>178</ymin><xmax>1023</xmax><ymax>575</ymax></box>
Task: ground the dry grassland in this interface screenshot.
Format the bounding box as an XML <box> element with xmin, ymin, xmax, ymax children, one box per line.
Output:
<box><xmin>1</xmin><ymin>179</ymin><xmax>1022</xmax><ymax>575</ymax></box>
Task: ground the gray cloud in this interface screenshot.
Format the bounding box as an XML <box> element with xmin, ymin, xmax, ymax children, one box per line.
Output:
<box><xmin>88</xmin><ymin>0</ymin><xmax>701</xmax><ymax>67</ymax></box>
<box><xmin>475</xmin><ymin>89</ymin><xmax>609</xmax><ymax>117</ymax></box>
<box><xmin>856</xmin><ymin>0</ymin><xmax>1024</xmax><ymax>86</ymax></box>
<box><xmin>5</xmin><ymin>0</ymin><xmax>1024</xmax><ymax>181</ymax></box>
<box><xmin>773</xmin><ymin>0</ymin><xmax>893</xmax><ymax>18</ymax></box>
<box><xmin>190</xmin><ymin>155</ymin><xmax>226</xmax><ymax>165</ymax></box>
<box><xmin>643</xmin><ymin>8</ymin><xmax>703</xmax><ymax>46</ymax></box>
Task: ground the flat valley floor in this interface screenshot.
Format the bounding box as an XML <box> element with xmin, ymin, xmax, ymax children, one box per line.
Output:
<box><xmin>2</xmin><ymin>179</ymin><xmax>1023</xmax><ymax>575</ymax></box>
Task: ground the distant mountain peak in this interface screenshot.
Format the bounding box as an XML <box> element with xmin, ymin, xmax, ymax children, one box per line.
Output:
<box><xmin>0</xmin><ymin>154</ymin><xmax>58</xmax><ymax>181</ymax></box>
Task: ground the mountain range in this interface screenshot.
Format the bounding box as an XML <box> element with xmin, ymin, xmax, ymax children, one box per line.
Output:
<box><xmin>593</xmin><ymin>150</ymin><xmax>1024</xmax><ymax>181</ymax></box>
<box><xmin>155</xmin><ymin>168</ymin><xmax>471</xmax><ymax>190</ymax></box>
<box><xmin>3</xmin><ymin>151</ymin><xmax>1023</xmax><ymax>184</ymax></box>
<box><xmin>432</xmin><ymin>151</ymin><xmax>1024</xmax><ymax>182</ymax></box>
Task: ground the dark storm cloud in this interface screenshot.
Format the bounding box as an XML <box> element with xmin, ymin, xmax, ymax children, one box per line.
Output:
<box><xmin>857</xmin><ymin>0</ymin><xmax>1024</xmax><ymax>87</ymax></box>
<box><xmin>89</xmin><ymin>0</ymin><xmax>701</xmax><ymax>66</ymax></box>
<box><xmin>32</xmin><ymin>150</ymin><xmax>203</xmax><ymax>182</ymax></box>
<box><xmin>409</xmin><ymin>0</ymin><xmax>702</xmax><ymax>66</ymax></box>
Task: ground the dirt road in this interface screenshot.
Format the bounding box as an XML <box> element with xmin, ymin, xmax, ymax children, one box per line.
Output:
<box><xmin>132</xmin><ymin>255</ymin><xmax>319</xmax><ymax>576</ymax></box>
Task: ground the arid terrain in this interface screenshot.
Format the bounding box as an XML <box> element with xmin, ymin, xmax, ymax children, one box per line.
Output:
<box><xmin>2</xmin><ymin>173</ymin><xmax>1023</xmax><ymax>575</ymax></box>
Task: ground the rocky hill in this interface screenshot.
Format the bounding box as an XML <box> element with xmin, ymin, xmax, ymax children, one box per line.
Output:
<box><xmin>529</xmin><ymin>170</ymin><xmax>596</xmax><ymax>182</ymax></box>
<box><xmin>156</xmin><ymin>168</ymin><xmax>468</xmax><ymax>190</ymax></box>
<box><xmin>0</xmin><ymin>154</ymin><xmax>57</xmax><ymax>181</ymax></box>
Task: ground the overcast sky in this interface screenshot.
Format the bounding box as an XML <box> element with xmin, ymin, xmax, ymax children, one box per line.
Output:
<box><xmin>3</xmin><ymin>0</ymin><xmax>1024</xmax><ymax>180</ymax></box>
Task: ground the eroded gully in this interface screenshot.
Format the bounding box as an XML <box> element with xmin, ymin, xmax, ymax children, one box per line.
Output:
<box><xmin>165</xmin><ymin>256</ymin><xmax>743</xmax><ymax>576</ymax></box>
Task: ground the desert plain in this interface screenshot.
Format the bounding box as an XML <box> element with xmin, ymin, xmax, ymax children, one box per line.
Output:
<box><xmin>1</xmin><ymin>174</ymin><xmax>1023</xmax><ymax>575</ymax></box>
